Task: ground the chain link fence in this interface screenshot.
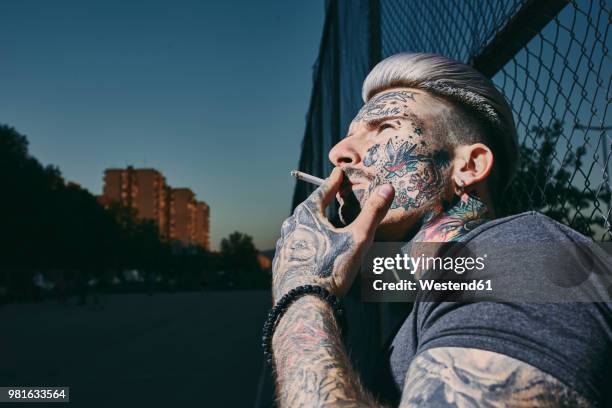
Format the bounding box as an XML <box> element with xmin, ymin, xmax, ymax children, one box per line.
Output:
<box><xmin>293</xmin><ymin>0</ymin><xmax>611</xmax><ymax>241</ymax></box>
<box><xmin>267</xmin><ymin>2</ymin><xmax>612</xmax><ymax>403</ymax></box>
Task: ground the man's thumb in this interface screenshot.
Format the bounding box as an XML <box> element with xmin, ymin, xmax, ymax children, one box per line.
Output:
<box><xmin>352</xmin><ymin>184</ymin><xmax>395</xmax><ymax>240</ymax></box>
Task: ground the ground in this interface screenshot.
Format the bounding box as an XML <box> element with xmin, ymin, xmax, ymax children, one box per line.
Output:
<box><xmin>0</xmin><ymin>291</ymin><xmax>271</xmax><ymax>407</ymax></box>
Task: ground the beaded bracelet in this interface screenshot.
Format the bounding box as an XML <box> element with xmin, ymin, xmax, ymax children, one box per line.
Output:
<box><xmin>262</xmin><ymin>284</ymin><xmax>344</xmax><ymax>368</ymax></box>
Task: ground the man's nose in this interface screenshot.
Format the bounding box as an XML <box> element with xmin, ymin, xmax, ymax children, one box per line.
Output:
<box><xmin>328</xmin><ymin>137</ymin><xmax>361</xmax><ymax>167</ymax></box>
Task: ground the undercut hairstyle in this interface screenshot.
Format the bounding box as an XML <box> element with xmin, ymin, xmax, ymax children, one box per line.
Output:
<box><xmin>362</xmin><ymin>53</ymin><xmax>519</xmax><ymax>206</ymax></box>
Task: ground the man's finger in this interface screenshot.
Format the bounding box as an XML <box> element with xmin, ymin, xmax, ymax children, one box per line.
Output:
<box><xmin>309</xmin><ymin>167</ymin><xmax>344</xmax><ymax>212</ymax></box>
<box><xmin>350</xmin><ymin>184</ymin><xmax>395</xmax><ymax>241</ymax></box>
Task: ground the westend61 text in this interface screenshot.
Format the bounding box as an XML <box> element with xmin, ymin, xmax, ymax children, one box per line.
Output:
<box><xmin>372</xmin><ymin>279</ymin><xmax>493</xmax><ymax>292</ymax></box>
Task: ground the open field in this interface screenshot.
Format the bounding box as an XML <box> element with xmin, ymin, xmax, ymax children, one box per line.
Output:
<box><xmin>0</xmin><ymin>291</ymin><xmax>271</xmax><ymax>407</ymax></box>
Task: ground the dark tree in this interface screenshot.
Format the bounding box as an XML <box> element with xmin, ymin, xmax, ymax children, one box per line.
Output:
<box><xmin>502</xmin><ymin>120</ymin><xmax>610</xmax><ymax>238</ymax></box>
<box><xmin>220</xmin><ymin>232</ymin><xmax>266</xmax><ymax>288</ymax></box>
<box><xmin>0</xmin><ymin>124</ymin><xmax>180</xmax><ymax>300</ymax></box>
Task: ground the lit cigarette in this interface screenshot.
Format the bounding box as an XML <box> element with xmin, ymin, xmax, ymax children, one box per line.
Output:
<box><xmin>291</xmin><ymin>170</ymin><xmax>325</xmax><ymax>186</ymax></box>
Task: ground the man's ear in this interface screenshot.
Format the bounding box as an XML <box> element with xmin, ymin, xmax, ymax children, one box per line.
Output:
<box><xmin>452</xmin><ymin>143</ymin><xmax>493</xmax><ymax>190</ymax></box>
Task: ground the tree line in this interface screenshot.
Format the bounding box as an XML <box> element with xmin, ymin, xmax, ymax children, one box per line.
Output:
<box><xmin>0</xmin><ymin>124</ymin><xmax>269</xmax><ymax>303</ymax></box>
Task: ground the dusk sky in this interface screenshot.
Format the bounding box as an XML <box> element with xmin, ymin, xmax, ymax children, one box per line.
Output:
<box><xmin>0</xmin><ymin>1</ymin><xmax>326</xmax><ymax>250</ymax></box>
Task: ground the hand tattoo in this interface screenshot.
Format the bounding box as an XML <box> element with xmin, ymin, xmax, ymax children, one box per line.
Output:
<box><xmin>271</xmin><ymin>170</ymin><xmax>390</xmax><ymax>407</ymax></box>
<box><xmin>273</xmin><ymin>168</ymin><xmax>374</xmax><ymax>300</ymax></box>
<box><xmin>273</xmin><ymin>188</ymin><xmax>354</xmax><ymax>298</ymax></box>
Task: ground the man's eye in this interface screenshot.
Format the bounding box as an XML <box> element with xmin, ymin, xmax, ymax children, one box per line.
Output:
<box><xmin>378</xmin><ymin>123</ymin><xmax>395</xmax><ymax>132</ymax></box>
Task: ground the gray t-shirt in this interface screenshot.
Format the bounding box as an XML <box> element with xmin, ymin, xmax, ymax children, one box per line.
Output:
<box><xmin>375</xmin><ymin>212</ymin><xmax>612</xmax><ymax>405</ymax></box>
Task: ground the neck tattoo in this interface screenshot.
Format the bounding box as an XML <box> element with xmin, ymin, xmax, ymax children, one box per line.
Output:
<box><xmin>413</xmin><ymin>192</ymin><xmax>489</xmax><ymax>243</ymax></box>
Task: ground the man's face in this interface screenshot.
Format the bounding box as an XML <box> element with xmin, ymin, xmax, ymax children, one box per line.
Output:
<box><xmin>329</xmin><ymin>87</ymin><xmax>453</xmax><ymax>240</ymax></box>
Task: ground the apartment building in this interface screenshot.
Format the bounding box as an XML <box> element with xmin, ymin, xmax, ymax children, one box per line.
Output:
<box><xmin>100</xmin><ymin>166</ymin><xmax>209</xmax><ymax>249</ymax></box>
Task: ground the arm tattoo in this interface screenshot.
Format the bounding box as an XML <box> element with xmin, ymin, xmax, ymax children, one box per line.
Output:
<box><xmin>271</xmin><ymin>185</ymin><xmax>379</xmax><ymax>406</ymax></box>
<box><xmin>398</xmin><ymin>348</ymin><xmax>591</xmax><ymax>407</ymax></box>
<box><xmin>272</xmin><ymin>296</ymin><xmax>381</xmax><ymax>407</ymax></box>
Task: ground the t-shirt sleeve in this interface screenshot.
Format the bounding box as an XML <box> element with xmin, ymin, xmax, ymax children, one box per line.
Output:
<box><xmin>414</xmin><ymin>300</ymin><xmax>612</xmax><ymax>405</ymax></box>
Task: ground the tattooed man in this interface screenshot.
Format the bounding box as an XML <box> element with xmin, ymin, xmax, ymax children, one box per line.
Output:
<box><xmin>271</xmin><ymin>53</ymin><xmax>611</xmax><ymax>407</ymax></box>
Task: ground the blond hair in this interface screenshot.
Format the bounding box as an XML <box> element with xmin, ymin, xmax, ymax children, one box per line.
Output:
<box><xmin>363</xmin><ymin>53</ymin><xmax>519</xmax><ymax>192</ymax></box>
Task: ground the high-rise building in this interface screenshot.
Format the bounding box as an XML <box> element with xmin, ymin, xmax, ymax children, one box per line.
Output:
<box><xmin>100</xmin><ymin>167</ymin><xmax>209</xmax><ymax>249</ymax></box>
<box><xmin>103</xmin><ymin>167</ymin><xmax>136</xmax><ymax>208</ymax></box>
<box><xmin>193</xmin><ymin>201</ymin><xmax>210</xmax><ymax>250</ymax></box>
<box><xmin>102</xmin><ymin>166</ymin><xmax>168</xmax><ymax>234</ymax></box>
<box><xmin>169</xmin><ymin>187</ymin><xmax>196</xmax><ymax>246</ymax></box>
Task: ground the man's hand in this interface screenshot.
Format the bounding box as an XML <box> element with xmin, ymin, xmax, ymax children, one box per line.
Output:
<box><xmin>272</xmin><ymin>167</ymin><xmax>394</xmax><ymax>300</ymax></box>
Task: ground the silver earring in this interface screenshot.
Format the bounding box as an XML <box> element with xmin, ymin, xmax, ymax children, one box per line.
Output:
<box><xmin>456</xmin><ymin>179</ymin><xmax>465</xmax><ymax>194</ymax></box>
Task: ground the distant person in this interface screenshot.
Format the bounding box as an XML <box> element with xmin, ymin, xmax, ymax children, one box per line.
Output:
<box><xmin>267</xmin><ymin>53</ymin><xmax>612</xmax><ymax>406</ymax></box>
